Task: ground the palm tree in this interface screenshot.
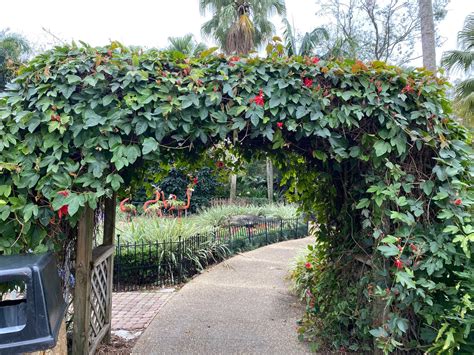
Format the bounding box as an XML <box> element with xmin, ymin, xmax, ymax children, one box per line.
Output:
<box><xmin>442</xmin><ymin>13</ymin><xmax>474</xmax><ymax>127</ymax></box>
<box><xmin>282</xmin><ymin>18</ymin><xmax>329</xmax><ymax>57</ymax></box>
<box><xmin>200</xmin><ymin>0</ymin><xmax>286</xmax><ymax>55</ymax></box>
<box><xmin>167</xmin><ymin>34</ymin><xmax>207</xmax><ymax>56</ymax></box>
<box><xmin>0</xmin><ymin>29</ymin><xmax>30</xmax><ymax>90</ymax></box>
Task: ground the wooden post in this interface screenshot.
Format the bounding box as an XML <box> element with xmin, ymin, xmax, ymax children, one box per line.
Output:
<box><xmin>102</xmin><ymin>193</ymin><xmax>116</xmax><ymax>343</ymax></box>
<box><xmin>72</xmin><ymin>206</ymin><xmax>94</xmax><ymax>355</ymax></box>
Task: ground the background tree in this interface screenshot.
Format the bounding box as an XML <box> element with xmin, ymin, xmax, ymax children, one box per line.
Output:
<box><xmin>200</xmin><ymin>1</ymin><xmax>286</xmax><ymax>199</ymax></box>
<box><xmin>418</xmin><ymin>0</ymin><xmax>437</xmax><ymax>71</ymax></box>
<box><xmin>282</xmin><ymin>17</ymin><xmax>329</xmax><ymax>56</ymax></box>
<box><xmin>0</xmin><ymin>29</ymin><xmax>30</xmax><ymax>91</ymax></box>
<box><xmin>442</xmin><ymin>13</ymin><xmax>474</xmax><ymax>127</ymax></box>
<box><xmin>200</xmin><ymin>0</ymin><xmax>286</xmax><ymax>54</ymax></box>
<box><xmin>166</xmin><ymin>34</ymin><xmax>207</xmax><ymax>56</ymax></box>
<box><xmin>314</xmin><ymin>0</ymin><xmax>448</xmax><ymax>65</ymax></box>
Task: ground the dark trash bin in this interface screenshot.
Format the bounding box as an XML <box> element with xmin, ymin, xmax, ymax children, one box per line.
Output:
<box><xmin>0</xmin><ymin>253</ymin><xmax>66</xmax><ymax>354</ymax></box>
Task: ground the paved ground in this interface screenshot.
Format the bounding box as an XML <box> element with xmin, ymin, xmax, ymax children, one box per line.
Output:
<box><xmin>112</xmin><ymin>289</ymin><xmax>175</xmax><ymax>331</ymax></box>
<box><xmin>133</xmin><ymin>237</ymin><xmax>313</xmax><ymax>355</ymax></box>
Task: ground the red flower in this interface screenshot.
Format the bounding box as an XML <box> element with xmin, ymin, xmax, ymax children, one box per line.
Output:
<box><xmin>250</xmin><ymin>89</ymin><xmax>264</xmax><ymax>106</ymax></box>
<box><xmin>277</xmin><ymin>122</ymin><xmax>284</xmax><ymax>129</ymax></box>
<box><xmin>394</xmin><ymin>258</ymin><xmax>404</xmax><ymax>270</ymax></box>
<box><xmin>401</xmin><ymin>84</ymin><xmax>414</xmax><ymax>94</ymax></box>
<box><xmin>311</xmin><ymin>57</ymin><xmax>320</xmax><ymax>64</ymax></box>
<box><xmin>193</xmin><ymin>177</ymin><xmax>198</xmax><ymax>185</ymax></box>
<box><xmin>454</xmin><ymin>198</ymin><xmax>462</xmax><ymax>206</ymax></box>
<box><xmin>305</xmin><ymin>262</ymin><xmax>312</xmax><ymax>269</ymax></box>
<box><xmin>303</xmin><ymin>78</ymin><xmax>313</xmax><ymax>88</ymax></box>
<box><xmin>216</xmin><ymin>161</ymin><xmax>224</xmax><ymax>168</ymax></box>
<box><xmin>57</xmin><ymin>190</ymin><xmax>69</xmax><ymax>220</ymax></box>
<box><xmin>409</xmin><ymin>243</ymin><xmax>418</xmax><ymax>252</ymax></box>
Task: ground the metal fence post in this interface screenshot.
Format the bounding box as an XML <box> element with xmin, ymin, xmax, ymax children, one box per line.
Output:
<box><xmin>295</xmin><ymin>217</ymin><xmax>298</xmax><ymax>238</ymax></box>
<box><xmin>264</xmin><ymin>216</ymin><xmax>268</xmax><ymax>244</ymax></box>
<box><xmin>178</xmin><ymin>236</ymin><xmax>182</xmax><ymax>283</ymax></box>
<box><xmin>280</xmin><ymin>218</ymin><xmax>283</xmax><ymax>240</ymax></box>
<box><xmin>116</xmin><ymin>234</ymin><xmax>120</xmax><ymax>292</ymax></box>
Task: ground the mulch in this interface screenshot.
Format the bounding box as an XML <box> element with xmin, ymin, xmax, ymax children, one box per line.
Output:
<box><xmin>95</xmin><ymin>335</ymin><xmax>137</xmax><ymax>355</ymax></box>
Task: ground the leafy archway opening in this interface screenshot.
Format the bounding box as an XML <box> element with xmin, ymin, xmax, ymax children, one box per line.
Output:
<box><xmin>0</xmin><ymin>43</ymin><xmax>472</xmax><ymax>353</ymax></box>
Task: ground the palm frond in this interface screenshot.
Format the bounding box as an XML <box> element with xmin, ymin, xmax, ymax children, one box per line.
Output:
<box><xmin>225</xmin><ymin>14</ymin><xmax>255</xmax><ymax>54</ymax></box>
<box><xmin>299</xmin><ymin>27</ymin><xmax>329</xmax><ymax>56</ymax></box>
<box><xmin>441</xmin><ymin>50</ymin><xmax>474</xmax><ymax>73</ymax></box>
<box><xmin>458</xmin><ymin>13</ymin><xmax>474</xmax><ymax>50</ymax></box>
<box><xmin>455</xmin><ymin>77</ymin><xmax>474</xmax><ymax>101</ymax></box>
<box><xmin>454</xmin><ymin>91</ymin><xmax>474</xmax><ymax>128</ymax></box>
<box><xmin>200</xmin><ymin>0</ymin><xmax>287</xmax><ymax>53</ymax></box>
<box><xmin>282</xmin><ymin>17</ymin><xmax>297</xmax><ymax>56</ymax></box>
<box><xmin>167</xmin><ymin>34</ymin><xmax>207</xmax><ymax>56</ymax></box>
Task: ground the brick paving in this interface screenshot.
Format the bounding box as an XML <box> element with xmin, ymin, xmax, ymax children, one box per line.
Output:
<box><xmin>112</xmin><ymin>289</ymin><xmax>175</xmax><ymax>331</ymax></box>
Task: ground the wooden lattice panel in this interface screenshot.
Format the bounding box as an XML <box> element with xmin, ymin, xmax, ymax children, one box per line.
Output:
<box><xmin>88</xmin><ymin>245</ymin><xmax>114</xmax><ymax>354</ymax></box>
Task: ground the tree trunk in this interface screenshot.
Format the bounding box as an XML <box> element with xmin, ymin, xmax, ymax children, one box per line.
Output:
<box><xmin>418</xmin><ymin>0</ymin><xmax>437</xmax><ymax>71</ymax></box>
<box><xmin>266</xmin><ymin>158</ymin><xmax>273</xmax><ymax>203</ymax></box>
<box><xmin>230</xmin><ymin>174</ymin><xmax>237</xmax><ymax>202</ymax></box>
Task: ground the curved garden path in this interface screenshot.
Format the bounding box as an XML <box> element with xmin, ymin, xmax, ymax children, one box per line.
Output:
<box><xmin>132</xmin><ymin>237</ymin><xmax>313</xmax><ymax>354</ymax></box>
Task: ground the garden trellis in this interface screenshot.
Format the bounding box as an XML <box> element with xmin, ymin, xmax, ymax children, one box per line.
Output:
<box><xmin>0</xmin><ymin>42</ymin><xmax>472</xmax><ymax>353</ymax></box>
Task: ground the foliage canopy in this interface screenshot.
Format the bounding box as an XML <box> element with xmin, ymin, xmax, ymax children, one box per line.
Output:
<box><xmin>0</xmin><ymin>42</ymin><xmax>472</xmax><ymax>353</ymax></box>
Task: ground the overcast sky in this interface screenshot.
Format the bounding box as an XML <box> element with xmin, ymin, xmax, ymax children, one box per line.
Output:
<box><xmin>1</xmin><ymin>0</ymin><xmax>473</xmax><ymax>74</ymax></box>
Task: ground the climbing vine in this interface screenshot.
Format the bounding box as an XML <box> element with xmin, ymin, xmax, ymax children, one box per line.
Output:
<box><xmin>0</xmin><ymin>42</ymin><xmax>472</xmax><ymax>353</ymax></box>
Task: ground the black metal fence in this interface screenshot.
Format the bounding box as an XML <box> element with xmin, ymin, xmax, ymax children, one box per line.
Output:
<box><xmin>113</xmin><ymin>217</ymin><xmax>308</xmax><ymax>291</ymax></box>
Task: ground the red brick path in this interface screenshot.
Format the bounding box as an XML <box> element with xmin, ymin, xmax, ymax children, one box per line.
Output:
<box><xmin>112</xmin><ymin>289</ymin><xmax>175</xmax><ymax>330</ymax></box>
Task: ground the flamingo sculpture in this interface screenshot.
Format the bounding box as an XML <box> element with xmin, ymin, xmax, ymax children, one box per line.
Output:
<box><xmin>168</xmin><ymin>188</ymin><xmax>193</xmax><ymax>218</ymax></box>
<box><xmin>119</xmin><ymin>198</ymin><xmax>137</xmax><ymax>221</ymax></box>
<box><xmin>143</xmin><ymin>189</ymin><xmax>164</xmax><ymax>217</ymax></box>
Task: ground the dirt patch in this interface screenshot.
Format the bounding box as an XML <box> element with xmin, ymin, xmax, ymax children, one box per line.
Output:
<box><xmin>95</xmin><ymin>335</ymin><xmax>137</xmax><ymax>355</ymax></box>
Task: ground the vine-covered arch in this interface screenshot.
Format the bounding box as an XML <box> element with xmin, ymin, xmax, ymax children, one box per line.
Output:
<box><xmin>0</xmin><ymin>43</ymin><xmax>472</xmax><ymax>353</ymax></box>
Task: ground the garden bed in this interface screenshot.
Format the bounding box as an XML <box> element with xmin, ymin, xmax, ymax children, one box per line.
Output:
<box><xmin>113</xmin><ymin>215</ymin><xmax>308</xmax><ymax>291</ymax></box>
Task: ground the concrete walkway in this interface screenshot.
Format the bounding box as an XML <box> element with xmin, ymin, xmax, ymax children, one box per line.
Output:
<box><xmin>133</xmin><ymin>237</ymin><xmax>313</xmax><ymax>355</ymax></box>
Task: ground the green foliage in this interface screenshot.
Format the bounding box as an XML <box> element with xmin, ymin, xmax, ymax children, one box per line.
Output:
<box><xmin>0</xmin><ymin>29</ymin><xmax>31</xmax><ymax>91</ymax></box>
<box><xmin>442</xmin><ymin>13</ymin><xmax>474</xmax><ymax>127</ymax></box>
<box><xmin>166</xmin><ymin>34</ymin><xmax>207</xmax><ymax>57</ymax></box>
<box><xmin>116</xmin><ymin>203</ymin><xmax>300</xmax><ymax>242</ymax></box>
<box><xmin>147</xmin><ymin>167</ymin><xmax>221</xmax><ymax>212</ymax></box>
<box><xmin>282</xmin><ymin>17</ymin><xmax>329</xmax><ymax>57</ymax></box>
<box><xmin>0</xmin><ymin>42</ymin><xmax>472</xmax><ymax>353</ymax></box>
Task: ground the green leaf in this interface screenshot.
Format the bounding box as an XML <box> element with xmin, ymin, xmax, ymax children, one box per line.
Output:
<box><xmin>374</xmin><ymin>141</ymin><xmax>391</xmax><ymax>157</ymax></box>
<box><xmin>84</xmin><ymin>109</ymin><xmax>102</xmax><ymax>127</ymax></box>
<box><xmin>356</xmin><ymin>198</ymin><xmax>370</xmax><ymax>209</ymax></box>
<box><xmin>421</xmin><ymin>180</ymin><xmax>434</xmax><ymax>195</ymax></box>
<box><xmin>0</xmin><ymin>185</ymin><xmax>12</xmax><ymax>197</ymax></box>
<box><xmin>396</xmin><ymin>271</ymin><xmax>416</xmax><ymax>289</ymax></box>
<box><xmin>67</xmin><ymin>195</ymin><xmax>81</xmax><ymax>216</ymax></box>
<box><xmin>142</xmin><ymin>137</ymin><xmax>158</xmax><ymax>155</ymax></box>
<box><xmin>312</xmin><ymin>150</ymin><xmax>327</xmax><ymax>162</ymax></box>
<box><xmin>396</xmin><ymin>318</ymin><xmax>409</xmax><ymax>333</ymax></box>
<box><xmin>106</xmin><ymin>174</ymin><xmax>124</xmax><ymax>191</ymax></box>
<box><xmin>369</xmin><ymin>327</ymin><xmax>389</xmax><ymax>338</ymax></box>
<box><xmin>102</xmin><ymin>95</ymin><xmax>114</xmax><ymax>106</ymax></box>
<box><xmin>377</xmin><ymin>244</ymin><xmax>399</xmax><ymax>257</ymax></box>
<box><xmin>67</xmin><ymin>74</ymin><xmax>81</xmax><ymax>84</ymax></box>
